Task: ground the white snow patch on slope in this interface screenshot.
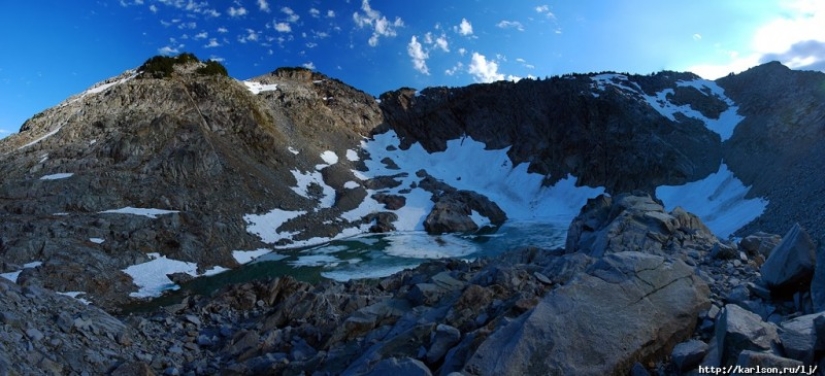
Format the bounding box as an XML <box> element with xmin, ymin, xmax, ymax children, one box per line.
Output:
<box><xmin>346</xmin><ymin>149</ymin><xmax>359</xmax><ymax>161</ymax></box>
<box><xmin>40</xmin><ymin>173</ymin><xmax>74</xmax><ymax>180</ymax></box>
<box><xmin>0</xmin><ymin>261</ymin><xmax>43</xmax><ymax>284</ymax></box>
<box><xmin>591</xmin><ymin>74</ymin><xmax>743</xmax><ymax>141</ymax></box>
<box><xmin>288</xmin><ymin>146</ymin><xmax>300</xmax><ymax>155</ymax></box>
<box><xmin>656</xmin><ymin>163</ymin><xmax>767</xmax><ymax>239</ymax></box>
<box><xmin>243</xmin><ymin>81</ymin><xmax>278</xmax><ymax>95</ymax></box>
<box><xmin>89</xmin><ymin>238</ymin><xmax>105</xmax><ymax>244</ymax></box>
<box><xmin>320</xmin><ymin>150</ymin><xmax>339</xmax><ymax>165</ymax></box>
<box><xmin>290</xmin><ymin>170</ymin><xmax>336</xmax><ymax>208</ymax></box>
<box><xmin>244</xmin><ymin>209</ymin><xmax>306</xmax><ymax>243</ymax></box>
<box><xmin>232</xmin><ymin>249</ymin><xmax>271</xmax><ymax>264</ymax></box>
<box><xmin>343</xmin><ymin>181</ymin><xmax>359</xmax><ymax>189</ymax></box>
<box><xmin>99</xmin><ymin>207</ymin><xmax>179</xmax><ymax>219</ymax></box>
<box><xmin>123</xmin><ymin>253</ymin><xmax>198</xmax><ymax>298</ymax></box>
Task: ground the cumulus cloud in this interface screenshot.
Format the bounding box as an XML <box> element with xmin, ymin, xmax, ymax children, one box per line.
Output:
<box><xmin>353</xmin><ymin>0</ymin><xmax>403</xmax><ymax>47</ymax></box>
<box><xmin>303</xmin><ymin>62</ymin><xmax>316</xmax><ymax>70</ymax></box>
<box><xmin>158</xmin><ymin>45</ymin><xmax>182</xmax><ymax>55</ymax></box>
<box><xmin>497</xmin><ymin>20</ymin><xmax>524</xmax><ymax>31</ymax></box>
<box><xmin>228</xmin><ymin>6</ymin><xmax>247</xmax><ymax>17</ymax></box>
<box><xmin>407</xmin><ymin>36</ymin><xmax>430</xmax><ymax>75</ymax></box>
<box><xmin>238</xmin><ymin>29</ymin><xmax>259</xmax><ymax>43</ymax></box>
<box><xmin>194</xmin><ymin>31</ymin><xmax>208</xmax><ymax>39</ymax></box>
<box><xmin>274</xmin><ymin>22</ymin><xmax>291</xmax><ymax>32</ymax></box>
<box><xmin>281</xmin><ymin>7</ymin><xmax>300</xmax><ymax>23</ymax></box>
<box><xmin>327</xmin><ymin>10</ymin><xmax>336</xmax><ymax>18</ymax></box>
<box><xmin>445</xmin><ymin>62</ymin><xmax>463</xmax><ymax>76</ymax></box>
<box><xmin>435</xmin><ymin>35</ymin><xmax>449</xmax><ymax>52</ymax></box>
<box><xmin>458</xmin><ymin>48</ymin><xmax>467</xmax><ymax>56</ymax></box>
<box><xmin>204</xmin><ymin>38</ymin><xmax>220</xmax><ymax>48</ymax></box>
<box><xmin>149</xmin><ymin>4</ymin><xmax>158</xmax><ymax>13</ymax></box>
<box><xmin>217</xmin><ymin>27</ymin><xmax>228</xmax><ymax>33</ymax></box>
<box><xmin>257</xmin><ymin>0</ymin><xmax>270</xmax><ymax>13</ymax></box>
<box><xmin>309</xmin><ymin>8</ymin><xmax>320</xmax><ymax>18</ymax></box>
<box><xmin>468</xmin><ymin>52</ymin><xmax>504</xmax><ymax>83</ymax></box>
<box><xmin>456</xmin><ymin>18</ymin><xmax>473</xmax><ymax>36</ymax></box>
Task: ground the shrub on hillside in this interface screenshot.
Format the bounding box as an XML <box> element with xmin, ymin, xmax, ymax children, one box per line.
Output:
<box><xmin>138</xmin><ymin>52</ymin><xmax>227</xmax><ymax>79</ymax></box>
<box><xmin>196</xmin><ymin>60</ymin><xmax>228</xmax><ymax>77</ymax></box>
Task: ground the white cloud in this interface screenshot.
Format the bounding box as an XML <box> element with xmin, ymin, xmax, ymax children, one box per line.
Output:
<box><xmin>204</xmin><ymin>38</ymin><xmax>220</xmax><ymax>48</ymax></box>
<box><xmin>238</xmin><ymin>29</ymin><xmax>259</xmax><ymax>43</ymax></box>
<box><xmin>149</xmin><ymin>4</ymin><xmax>158</xmax><ymax>13</ymax></box>
<box><xmin>204</xmin><ymin>9</ymin><xmax>220</xmax><ymax>18</ymax></box>
<box><xmin>457</xmin><ymin>18</ymin><xmax>473</xmax><ymax>36</ymax></box>
<box><xmin>327</xmin><ymin>10</ymin><xmax>336</xmax><ymax>18</ymax></box>
<box><xmin>497</xmin><ymin>20</ymin><xmax>524</xmax><ymax>31</ymax></box>
<box><xmin>535</xmin><ymin>4</ymin><xmax>556</xmax><ymax>19</ymax></box>
<box><xmin>257</xmin><ymin>0</ymin><xmax>270</xmax><ymax>13</ymax></box>
<box><xmin>353</xmin><ymin>0</ymin><xmax>403</xmax><ymax>47</ymax></box>
<box><xmin>407</xmin><ymin>36</ymin><xmax>430</xmax><ymax>75</ymax></box>
<box><xmin>693</xmin><ymin>33</ymin><xmax>702</xmax><ymax>41</ymax></box>
<box><xmin>158</xmin><ymin>45</ymin><xmax>181</xmax><ymax>55</ymax></box>
<box><xmin>310</xmin><ymin>8</ymin><xmax>320</xmax><ymax>18</ymax></box>
<box><xmin>275</xmin><ymin>22</ymin><xmax>291</xmax><ymax>32</ymax></box>
<box><xmin>281</xmin><ymin>7</ymin><xmax>300</xmax><ymax>23</ymax></box>
<box><xmin>217</xmin><ymin>27</ymin><xmax>228</xmax><ymax>33</ymax></box>
<box><xmin>194</xmin><ymin>31</ymin><xmax>208</xmax><ymax>39</ymax></box>
<box><xmin>303</xmin><ymin>62</ymin><xmax>316</xmax><ymax>70</ymax></box>
<box><xmin>468</xmin><ymin>52</ymin><xmax>504</xmax><ymax>83</ymax></box>
<box><xmin>458</xmin><ymin>48</ymin><xmax>467</xmax><ymax>56</ymax></box>
<box><xmin>228</xmin><ymin>7</ymin><xmax>247</xmax><ymax>17</ymax></box>
<box><xmin>435</xmin><ymin>35</ymin><xmax>449</xmax><ymax>52</ymax></box>
<box><xmin>445</xmin><ymin>62</ymin><xmax>463</xmax><ymax>76</ymax></box>
<box><xmin>687</xmin><ymin>0</ymin><xmax>825</xmax><ymax>78</ymax></box>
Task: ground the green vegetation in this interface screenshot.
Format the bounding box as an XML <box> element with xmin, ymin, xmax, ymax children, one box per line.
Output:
<box><xmin>137</xmin><ymin>53</ymin><xmax>228</xmax><ymax>79</ymax></box>
<box><xmin>196</xmin><ymin>60</ymin><xmax>228</xmax><ymax>77</ymax></box>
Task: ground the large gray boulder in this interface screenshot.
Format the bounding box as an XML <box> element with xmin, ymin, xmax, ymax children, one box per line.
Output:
<box><xmin>566</xmin><ymin>193</ymin><xmax>717</xmax><ymax>258</ymax></box>
<box><xmin>463</xmin><ymin>252</ymin><xmax>709</xmax><ymax>376</ymax></box>
<box><xmin>423</xmin><ymin>190</ymin><xmax>506</xmax><ymax>234</ymax></box>
<box><xmin>714</xmin><ymin>304</ymin><xmax>780</xmax><ymax>365</ymax></box>
<box><xmin>760</xmin><ymin>223</ymin><xmax>816</xmax><ymax>293</ymax></box>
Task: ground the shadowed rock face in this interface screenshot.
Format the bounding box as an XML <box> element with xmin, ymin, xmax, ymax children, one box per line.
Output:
<box><xmin>377</xmin><ymin>74</ymin><xmax>724</xmax><ymax>194</ymax></box>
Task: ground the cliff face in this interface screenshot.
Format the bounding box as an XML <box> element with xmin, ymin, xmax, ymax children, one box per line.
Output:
<box><xmin>378</xmin><ymin>72</ymin><xmax>725</xmax><ymax>193</ymax></box>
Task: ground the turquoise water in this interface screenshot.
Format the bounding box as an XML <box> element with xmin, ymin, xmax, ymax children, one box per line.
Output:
<box><xmin>119</xmin><ymin>221</ymin><xmax>566</xmax><ymax>313</ymax></box>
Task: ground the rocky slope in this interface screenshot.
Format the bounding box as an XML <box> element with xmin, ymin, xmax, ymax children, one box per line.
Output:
<box><xmin>1</xmin><ymin>55</ymin><xmax>825</xmax><ymax>374</ymax></box>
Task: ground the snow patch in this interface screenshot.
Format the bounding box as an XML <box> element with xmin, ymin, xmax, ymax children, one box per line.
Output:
<box><xmin>290</xmin><ymin>169</ymin><xmax>336</xmax><ymax>208</ymax></box>
<box><xmin>320</xmin><ymin>150</ymin><xmax>339</xmax><ymax>165</ymax></box>
<box><xmin>57</xmin><ymin>291</ymin><xmax>92</xmax><ymax>305</ymax></box>
<box><xmin>0</xmin><ymin>261</ymin><xmax>43</xmax><ymax>284</ymax></box>
<box><xmin>656</xmin><ymin>163</ymin><xmax>767</xmax><ymax>238</ymax></box>
<box><xmin>346</xmin><ymin>149</ymin><xmax>359</xmax><ymax>161</ymax></box>
<box><xmin>99</xmin><ymin>207</ymin><xmax>179</xmax><ymax>219</ymax></box>
<box><xmin>343</xmin><ymin>181</ymin><xmax>360</xmax><ymax>189</ymax></box>
<box><xmin>18</xmin><ymin>126</ymin><xmax>62</xmax><ymax>150</ymax></box>
<box><xmin>232</xmin><ymin>249</ymin><xmax>271</xmax><ymax>264</ymax></box>
<box><xmin>40</xmin><ymin>173</ymin><xmax>74</xmax><ymax>180</ymax></box>
<box><xmin>288</xmin><ymin>146</ymin><xmax>300</xmax><ymax>155</ymax></box>
<box><xmin>122</xmin><ymin>253</ymin><xmax>198</xmax><ymax>298</ymax></box>
<box><xmin>89</xmin><ymin>238</ymin><xmax>105</xmax><ymax>244</ymax></box>
<box><xmin>244</xmin><ymin>209</ymin><xmax>306</xmax><ymax>243</ymax></box>
<box><xmin>243</xmin><ymin>81</ymin><xmax>278</xmax><ymax>95</ymax></box>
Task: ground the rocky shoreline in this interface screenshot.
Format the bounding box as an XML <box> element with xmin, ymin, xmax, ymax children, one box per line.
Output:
<box><xmin>2</xmin><ymin>193</ymin><xmax>824</xmax><ymax>375</ymax></box>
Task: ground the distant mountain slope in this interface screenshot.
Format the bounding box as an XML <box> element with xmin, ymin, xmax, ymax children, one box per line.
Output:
<box><xmin>0</xmin><ymin>56</ymin><xmax>820</xmax><ymax>308</ymax></box>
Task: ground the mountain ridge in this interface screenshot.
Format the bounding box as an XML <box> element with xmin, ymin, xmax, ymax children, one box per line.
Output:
<box><xmin>0</xmin><ymin>56</ymin><xmax>823</xmax><ymax>308</ymax></box>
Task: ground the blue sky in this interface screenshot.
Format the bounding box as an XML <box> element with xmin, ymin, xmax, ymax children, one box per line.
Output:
<box><xmin>1</xmin><ymin>0</ymin><xmax>824</xmax><ymax>137</ymax></box>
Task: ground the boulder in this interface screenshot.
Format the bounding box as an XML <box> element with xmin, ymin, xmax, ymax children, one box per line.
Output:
<box><xmin>739</xmin><ymin>232</ymin><xmax>781</xmax><ymax>258</ymax></box>
<box><xmin>735</xmin><ymin>350</ymin><xmax>803</xmax><ymax>370</ymax></box>
<box><xmin>423</xmin><ymin>191</ymin><xmax>506</xmax><ymax>234</ymax></box>
<box><xmin>714</xmin><ymin>304</ymin><xmax>780</xmax><ymax>365</ymax></box>
<box><xmin>760</xmin><ymin>223</ymin><xmax>816</xmax><ymax>293</ymax></box>
<box><xmin>566</xmin><ymin>193</ymin><xmax>717</xmax><ymax>258</ymax></box>
<box><xmin>778</xmin><ymin>312</ymin><xmax>825</xmax><ymax>363</ymax></box>
<box><xmin>671</xmin><ymin>339</ymin><xmax>709</xmax><ymax>372</ymax></box>
<box><xmin>463</xmin><ymin>252</ymin><xmax>709</xmax><ymax>375</ymax></box>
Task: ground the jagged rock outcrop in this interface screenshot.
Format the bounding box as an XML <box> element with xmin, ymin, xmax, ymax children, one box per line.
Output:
<box><xmin>565</xmin><ymin>193</ymin><xmax>718</xmax><ymax>258</ymax></box>
<box><xmin>423</xmin><ymin>190</ymin><xmax>506</xmax><ymax>234</ymax></box>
